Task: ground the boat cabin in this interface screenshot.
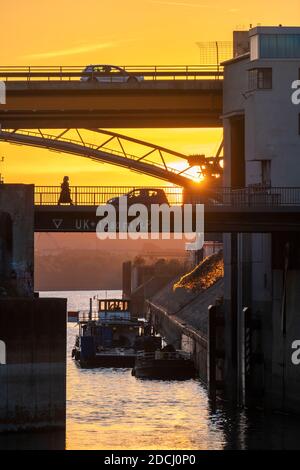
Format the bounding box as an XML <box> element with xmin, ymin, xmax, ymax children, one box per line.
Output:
<box><xmin>77</xmin><ymin>299</ymin><xmax>142</xmax><ymax>351</ymax></box>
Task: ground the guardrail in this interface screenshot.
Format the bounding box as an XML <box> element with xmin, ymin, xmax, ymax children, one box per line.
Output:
<box><xmin>34</xmin><ymin>186</ymin><xmax>300</xmax><ymax>208</ymax></box>
<box><xmin>78</xmin><ymin>310</ymin><xmax>98</xmax><ymax>322</ymax></box>
<box><xmin>201</xmin><ymin>186</ymin><xmax>300</xmax><ymax>207</ymax></box>
<box><xmin>136</xmin><ymin>350</ymin><xmax>192</xmax><ymax>360</ymax></box>
<box><xmin>35</xmin><ymin>186</ymin><xmax>183</xmax><ymax>206</ymax></box>
<box><xmin>0</xmin><ymin>65</ymin><xmax>224</xmax><ymax>81</ymax></box>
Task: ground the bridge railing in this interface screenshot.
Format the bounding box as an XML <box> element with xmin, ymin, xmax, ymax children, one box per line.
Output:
<box><xmin>186</xmin><ymin>186</ymin><xmax>300</xmax><ymax>207</ymax></box>
<box><xmin>0</xmin><ymin>65</ymin><xmax>224</xmax><ymax>81</ymax></box>
<box><xmin>34</xmin><ymin>186</ymin><xmax>300</xmax><ymax>207</ymax></box>
<box><xmin>35</xmin><ymin>186</ymin><xmax>183</xmax><ymax>206</ymax></box>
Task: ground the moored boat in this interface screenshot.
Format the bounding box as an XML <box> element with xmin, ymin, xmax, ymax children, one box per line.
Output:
<box><xmin>132</xmin><ymin>347</ymin><xmax>196</xmax><ymax>380</ymax></box>
<box><xmin>72</xmin><ymin>298</ymin><xmax>147</xmax><ymax>368</ymax></box>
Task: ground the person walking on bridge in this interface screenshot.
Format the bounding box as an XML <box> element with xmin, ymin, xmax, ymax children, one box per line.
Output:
<box><xmin>58</xmin><ymin>176</ymin><xmax>73</xmax><ymax>205</ymax></box>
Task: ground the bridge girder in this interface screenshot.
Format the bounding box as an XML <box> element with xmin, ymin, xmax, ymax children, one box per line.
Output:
<box><xmin>0</xmin><ymin>128</ymin><xmax>205</xmax><ymax>187</ymax></box>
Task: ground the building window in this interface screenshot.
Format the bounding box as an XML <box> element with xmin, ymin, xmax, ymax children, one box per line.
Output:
<box><xmin>0</xmin><ymin>340</ymin><xmax>6</xmax><ymax>365</ymax></box>
<box><xmin>260</xmin><ymin>34</ymin><xmax>300</xmax><ymax>59</ymax></box>
<box><xmin>249</xmin><ymin>68</ymin><xmax>272</xmax><ymax>90</ymax></box>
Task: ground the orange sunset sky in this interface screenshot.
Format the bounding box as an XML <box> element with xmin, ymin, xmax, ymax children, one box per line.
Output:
<box><xmin>1</xmin><ymin>0</ymin><xmax>299</xmax><ymax>187</ymax></box>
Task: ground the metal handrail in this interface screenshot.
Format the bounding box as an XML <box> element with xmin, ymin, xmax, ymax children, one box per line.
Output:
<box><xmin>136</xmin><ymin>350</ymin><xmax>192</xmax><ymax>360</ymax></box>
<box><xmin>34</xmin><ymin>185</ymin><xmax>183</xmax><ymax>206</ymax></box>
<box><xmin>33</xmin><ymin>186</ymin><xmax>300</xmax><ymax>207</ymax></box>
<box><xmin>0</xmin><ymin>65</ymin><xmax>224</xmax><ymax>81</ymax></box>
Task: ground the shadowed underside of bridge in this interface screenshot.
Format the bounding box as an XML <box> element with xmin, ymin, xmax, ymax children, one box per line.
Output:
<box><xmin>0</xmin><ymin>128</ymin><xmax>204</xmax><ymax>186</ymax></box>
<box><xmin>34</xmin><ymin>205</ymin><xmax>300</xmax><ymax>233</ymax></box>
<box><xmin>0</xmin><ymin>80</ymin><xmax>223</xmax><ymax>128</ymax></box>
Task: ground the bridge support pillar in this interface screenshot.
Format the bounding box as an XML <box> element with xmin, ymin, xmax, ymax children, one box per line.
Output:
<box><xmin>0</xmin><ymin>184</ymin><xmax>34</xmax><ymax>296</ymax></box>
<box><xmin>0</xmin><ymin>298</ymin><xmax>66</xmax><ymax>433</ymax></box>
<box><xmin>0</xmin><ymin>184</ymin><xmax>67</xmax><ymax>433</ymax></box>
<box><xmin>223</xmin><ymin>233</ymin><xmax>239</xmax><ymax>403</ymax></box>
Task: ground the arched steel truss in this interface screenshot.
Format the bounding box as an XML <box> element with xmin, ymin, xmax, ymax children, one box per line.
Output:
<box><xmin>0</xmin><ymin>128</ymin><xmax>222</xmax><ymax>187</ymax></box>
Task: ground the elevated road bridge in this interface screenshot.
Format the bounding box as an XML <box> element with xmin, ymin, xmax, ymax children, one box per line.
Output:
<box><xmin>33</xmin><ymin>186</ymin><xmax>300</xmax><ymax>233</ymax></box>
<box><xmin>0</xmin><ymin>65</ymin><xmax>223</xmax><ymax>128</ymax></box>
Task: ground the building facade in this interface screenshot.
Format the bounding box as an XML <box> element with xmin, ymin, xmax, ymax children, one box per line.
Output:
<box><xmin>222</xmin><ymin>26</ymin><xmax>300</xmax><ymax>412</ymax></box>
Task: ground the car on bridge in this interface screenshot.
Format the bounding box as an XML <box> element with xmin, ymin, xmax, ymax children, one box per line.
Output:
<box><xmin>107</xmin><ymin>188</ymin><xmax>170</xmax><ymax>209</ymax></box>
<box><xmin>81</xmin><ymin>65</ymin><xmax>144</xmax><ymax>83</ymax></box>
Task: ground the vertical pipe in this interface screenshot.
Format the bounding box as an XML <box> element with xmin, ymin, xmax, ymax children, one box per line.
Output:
<box><xmin>208</xmin><ymin>305</ymin><xmax>217</xmax><ymax>401</ymax></box>
<box><xmin>243</xmin><ymin>306</ymin><xmax>252</xmax><ymax>408</ymax></box>
<box><xmin>89</xmin><ymin>298</ymin><xmax>93</xmax><ymax>321</ymax></box>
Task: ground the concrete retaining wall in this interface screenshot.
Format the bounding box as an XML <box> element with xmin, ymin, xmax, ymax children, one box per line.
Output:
<box><xmin>148</xmin><ymin>303</ymin><xmax>208</xmax><ymax>382</ymax></box>
<box><xmin>0</xmin><ymin>298</ymin><xmax>66</xmax><ymax>432</ymax></box>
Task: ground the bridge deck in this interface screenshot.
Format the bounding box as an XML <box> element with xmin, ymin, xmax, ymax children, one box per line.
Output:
<box><xmin>0</xmin><ymin>65</ymin><xmax>223</xmax><ymax>81</ymax></box>
<box><xmin>1</xmin><ymin>77</ymin><xmax>223</xmax><ymax>128</ymax></box>
<box><xmin>34</xmin><ymin>205</ymin><xmax>300</xmax><ymax>233</ymax></box>
<box><xmin>33</xmin><ymin>186</ymin><xmax>300</xmax><ymax>233</ymax></box>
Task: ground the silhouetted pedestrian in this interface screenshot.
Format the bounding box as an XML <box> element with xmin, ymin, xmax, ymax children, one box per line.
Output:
<box><xmin>58</xmin><ymin>176</ymin><xmax>73</xmax><ymax>205</ymax></box>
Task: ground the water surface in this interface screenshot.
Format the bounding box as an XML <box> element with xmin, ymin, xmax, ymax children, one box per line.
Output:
<box><xmin>1</xmin><ymin>290</ymin><xmax>300</xmax><ymax>450</ymax></box>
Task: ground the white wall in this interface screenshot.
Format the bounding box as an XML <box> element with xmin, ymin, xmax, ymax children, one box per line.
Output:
<box><xmin>0</xmin><ymin>340</ymin><xmax>6</xmax><ymax>365</ymax></box>
<box><xmin>245</xmin><ymin>59</ymin><xmax>300</xmax><ymax>186</ymax></box>
<box><xmin>223</xmin><ymin>53</ymin><xmax>300</xmax><ymax>187</ymax></box>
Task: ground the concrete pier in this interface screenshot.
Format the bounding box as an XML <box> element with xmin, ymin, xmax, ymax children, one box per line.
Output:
<box><xmin>0</xmin><ymin>184</ymin><xmax>67</xmax><ymax>432</ymax></box>
<box><xmin>0</xmin><ymin>184</ymin><xmax>34</xmax><ymax>297</ymax></box>
<box><xmin>0</xmin><ymin>298</ymin><xmax>66</xmax><ymax>432</ymax></box>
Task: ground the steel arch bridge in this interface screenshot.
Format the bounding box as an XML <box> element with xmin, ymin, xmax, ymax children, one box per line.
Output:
<box><xmin>0</xmin><ymin>128</ymin><xmax>209</xmax><ymax>187</ymax></box>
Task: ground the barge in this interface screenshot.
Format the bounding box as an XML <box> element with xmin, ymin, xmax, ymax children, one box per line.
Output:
<box><xmin>72</xmin><ymin>298</ymin><xmax>147</xmax><ymax>368</ymax></box>
<box><xmin>132</xmin><ymin>348</ymin><xmax>196</xmax><ymax>380</ymax></box>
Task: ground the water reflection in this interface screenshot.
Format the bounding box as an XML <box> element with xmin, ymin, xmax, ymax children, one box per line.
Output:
<box><xmin>66</xmin><ymin>327</ymin><xmax>225</xmax><ymax>450</ymax></box>
<box><xmin>1</xmin><ymin>291</ymin><xmax>300</xmax><ymax>450</ymax></box>
<box><xmin>206</xmin><ymin>403</ymin><xmax>300</xmax><ymax>450</ymax></box>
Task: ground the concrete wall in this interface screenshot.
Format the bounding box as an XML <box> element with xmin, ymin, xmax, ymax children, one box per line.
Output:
<box><xmin>0</xmin><ymin>298</ymin><xmax>66</xmax><ymax>432</ymax></box>
<box><xmin>223</xmin><ymin>40</ymin><xmax>300</xmax><ymax>187</ymax></box>
<box><xmin>245</xmin><ymin>60</ymin><xmax>300</xmax><ymax>186</ymax></box>
<box><xmin>131</xmin><ymin>275</ymin><xmax>172</xmax><ymax>318</ymax></box>
<box><xmin>148</xmin><ymin>303</ymin><xmax>208</xmax><ymax>382</ymax></box>
<box><xmin>0</xmin><ymin>212</ymin><xmax>12</xmax><ymax>295</ymax></box>
<box><xmin>269</xmin><ymin>267</ymin><xmax>300</xmax><ymax>413</ymax></box>
<box><xmin>0</xmin><ymin>185</ymin><xmax>34</xmax><ymax>296</ymax></box>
